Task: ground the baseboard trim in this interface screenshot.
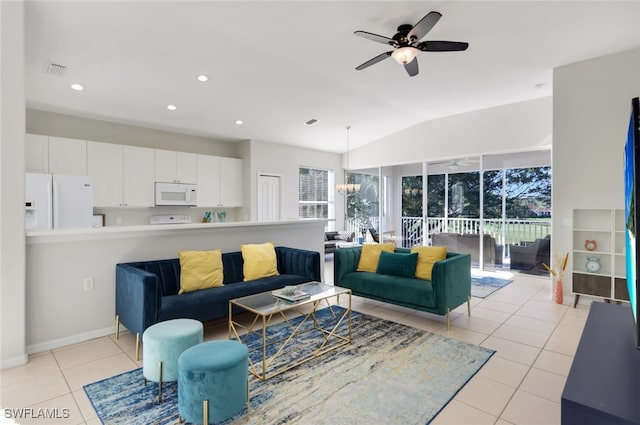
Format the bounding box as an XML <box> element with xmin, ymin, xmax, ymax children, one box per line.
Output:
<box><xmin>0</xmin><ymin>353</ymin><xmax>29</xmax><ymax>370</ymax></box>
<box><xmin>27</xmin><ymin>326</ymin><xmax>115</xmax><ymax>354</ymax></box>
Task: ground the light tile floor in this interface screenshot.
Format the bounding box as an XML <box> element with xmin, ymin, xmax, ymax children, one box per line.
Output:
<box><xmin>0</xmin><ymin>259</ymin><xmax>589</xmax><ymax>425</ymax></box>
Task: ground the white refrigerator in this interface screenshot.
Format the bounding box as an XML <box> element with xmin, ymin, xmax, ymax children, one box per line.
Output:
<box><xmin>25</xmin><ymin>173</ymin><xmax>94</xmax><ymax>230</ymax></box>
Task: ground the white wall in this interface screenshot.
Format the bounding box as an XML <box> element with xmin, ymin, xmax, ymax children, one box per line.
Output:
<box><xmin>25</xmin><ymin>220</ymin><xmax>325</xmax><ymax>352</ymax></box>
<box><xmin>349</xmin><ymin>97</ymin><xmax>552</xmax><ymax>169</ymax></box>
<box><xmin>26</xmin><ymin>112</ymin><xmax>345</xmax><ymax>227</ymax></box>
<box><xmin>246</xmin><ymin>139</ymin><xmax>344</xmax><ymax>227</ymax></box>
<box><xmin>27</xmin><ymin>109</ymin><xmax>240</xmax><ymax>158</ymax></box>
<box><xmin>0</xmin><ymin>0</ymin><xmax>27</xmax><ymax>369</ymax></box>
<box><xmin>26</xmin><ymin>111</ymin><xmax>250</xmax><ymax>226</ymax></box>
<box><xmin>553</xmin><ymin>48</ymin><xmax>640</xmax><ymax>301</ymax></box>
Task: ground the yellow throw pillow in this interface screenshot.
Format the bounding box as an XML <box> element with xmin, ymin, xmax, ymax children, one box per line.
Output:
<box><xmin>241</xmin><ymin>242</ymin><xmax>279</xmax><ymax>281</ymax></box>
<box><xmin>411</xmin><ymin>246</ymin><xmax>447</xmax><ymax>281</ymax></box>
<box><xmin>178</xmin><ymin>250</ymin><xmax>224</xmax><ymax>294</ymax></box>
<box><xmin>357</xmin><ymin>243</ymin><xmax>396</xmax><ymax>272</ymax></box>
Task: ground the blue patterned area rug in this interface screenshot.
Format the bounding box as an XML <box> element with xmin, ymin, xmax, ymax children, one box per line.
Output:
<box><xmin>84</xmin><ymin>307</ymin><xmax>494</xmax><ymax>425</ymax></box>
<box><xmin>472</xmin><ymin>275</ymin><xmax>513</xmax><ymax>298</ymax></box>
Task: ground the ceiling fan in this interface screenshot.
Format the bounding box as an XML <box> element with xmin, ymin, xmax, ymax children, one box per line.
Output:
<box><xmin>354</xmin><ymin>11</ymin><xmax>469</xmax><ymax>77</ymax></box>
<box><xmin>430</xmin><ymin>158</ymin><xmax>479</xmax><ymax>170</ymax></box>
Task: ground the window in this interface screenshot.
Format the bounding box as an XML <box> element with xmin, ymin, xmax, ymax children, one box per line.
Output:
<box><xmin>299</xmin><ymin>167</ymin><xmax>335</xmax><ymax>228</ymax></box>
<box><xmin>346</xmin><ymin>172</ymin><xmax>380</xmax><ymax>236</ymax></box>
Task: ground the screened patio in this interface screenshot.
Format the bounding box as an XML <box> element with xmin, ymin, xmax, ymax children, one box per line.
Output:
<box><xmin>344</xmin><ymin>150</ymin><xmax>552</xmax><ymax>272</ymax></box>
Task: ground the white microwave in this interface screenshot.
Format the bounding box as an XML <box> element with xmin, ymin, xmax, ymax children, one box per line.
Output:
<box><xmin>155</xmin><ymin>182</ymin><xmax>198</xmax><ymax>206</ymax></box>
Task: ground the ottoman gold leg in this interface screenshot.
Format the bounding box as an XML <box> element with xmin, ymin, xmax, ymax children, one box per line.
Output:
<box><xmin>135</xmin><ymin>333</ymin><xmax>140</xmax><ymax>361</ymax></box>
<box><xmin>446</xmin><ymin>308</ymin><xmax>451</xmax><ymax>331</ymax></box>
<box><xmin>158</xmin><ymin>361</ymin><xmax>163</xmax><ymax>403</ymax></box>
<box><xmin>203</xmin><ymin>399</ymin><xmax>209</xmax><ymax>425</ymax></box>
<box><xmin>467</xmin><ymin>295</ymin><xmax>471</xmax><ymax>316</ymax></box>
<box><xmin>115</xmin><ymin>315</ymin><xmax>120</xmax><ymax>339</ymax></box>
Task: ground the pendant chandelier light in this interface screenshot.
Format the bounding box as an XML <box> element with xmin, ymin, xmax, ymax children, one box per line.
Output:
<box><xmin>336</xmin><ymin>125</ymin><xmax>361</xmax><ymax>196</ymax></box>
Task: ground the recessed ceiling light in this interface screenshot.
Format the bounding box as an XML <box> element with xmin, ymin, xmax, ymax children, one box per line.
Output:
<box><xmin>534</xmin><ymin>82</ymin><xmax>546</xmax><ymax>89</ymax></box>
<box><xmin>235</xmin><ymin>120</ymin><xmax>244</xmax><ymax>125</ymax></box>
<box><xmin>70</xmin><ymin>84</ymin><xmax>84</xmax><ymax>91</ymax></box>
<box><xmin>304</xmin><ymin>118</ymin><xmax>319</xmax><ymax>126</ymax></box>
<box><xmin>197</xmin><ymin>75</ymin><xmax>208</xmax><ymax>82</ymax></box>
<box><xmin>167</xmin><ymin>104</ymin><xmax>177</xmax><ymax>111</ymax></box>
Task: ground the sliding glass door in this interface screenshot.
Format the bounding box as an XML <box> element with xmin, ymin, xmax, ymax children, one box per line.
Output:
<box><xmin>343</xmin><ymin>150</ymin><xmax>551</xmax><ymax>271</ymax></box>
<box><xmin>345</xmin><ymin>168</ymin><xmax>380</xmax><ymax>243</ymax></box>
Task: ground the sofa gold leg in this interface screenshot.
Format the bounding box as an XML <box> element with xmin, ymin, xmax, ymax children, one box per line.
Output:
<box><xmin>203</xmin><ymin>399</ymin><xmax>209</xmax><ymax>425</ymax></box>
<box><xmin>135</xmin><ymin>333</ymin><xmax>140</xmax><ymax>361</ymax></box>
<box><xmin>115</xmin><ymin>315</ymin><xmax>120</xmax><ymax>339</ymax></box>
<box><xmin>158</xmin><ymin>361</ymin><xmax>163</xmax><ymax>403</ymax></box>
<box><xmin>446</xmin><ymin>308</ymin><xmax>451</xmax><ymax>331</ymax></box>
<box><xmin>467</xmin><ymin>295</ymin><xmax>471</xmax><ymax>317</ymax></box>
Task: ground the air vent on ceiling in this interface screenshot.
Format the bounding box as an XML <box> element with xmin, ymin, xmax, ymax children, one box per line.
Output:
<box><xmin>45</xmin><ymin>62</ymin><xmax>67</xmax><ymax>77</ymax></box>
<box><xmin>304</xmin><ymin>119</ymin><xmax>319</xmax><ymax>126</ymax></box>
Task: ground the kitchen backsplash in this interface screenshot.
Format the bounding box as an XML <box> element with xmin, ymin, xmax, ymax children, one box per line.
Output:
<box><xmin>93</xmin><ymin>207</ymin><xmax>239</xmax><ymax>227</ymax></box>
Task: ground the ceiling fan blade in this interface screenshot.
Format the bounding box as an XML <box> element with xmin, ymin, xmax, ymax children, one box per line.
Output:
<box><xmin>354</xmin><ymin>30</ymin><xmax>394</xmax><ymax>45</ymax></box>
<box><xmin>417</xmin><ymin>40</ymin><xmax>469</xmax><ymax>52</ymax></box>
<box><xmin>404</xmin><ymin>58</ymin><xmax>419</xmax><ymax>77</ymax></box>
<box><xmin>355</xmin><ymin>52</ymin><xmax>392</xmax><ymax>70</ymax></box>
<box><xmin>408</xmin><ymin>11</ymin><xmax>442</xmax><ymax>41</ymax></box>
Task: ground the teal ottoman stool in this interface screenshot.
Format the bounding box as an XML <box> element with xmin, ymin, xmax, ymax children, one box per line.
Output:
<box><xmin>178</xmin><ymin>340</ymin><xmax>249</xmax><ymax>424</ymax></box>
<box><xmin>142</xmin><ymin>318</ymin><xmax>203</xmax><ymax>402</ymax></box>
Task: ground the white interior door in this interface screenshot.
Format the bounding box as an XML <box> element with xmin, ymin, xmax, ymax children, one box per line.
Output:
<box><xmin>258</xmin><ymin>174</ymin><xmax>280</xmax><ymax>221</ymax></box>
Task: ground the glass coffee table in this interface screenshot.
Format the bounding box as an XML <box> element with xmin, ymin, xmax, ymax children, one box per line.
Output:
<box><xmin>229</xmin><ymin>282</ymin><xmax>352</xmax><ymax>381</ymax></box>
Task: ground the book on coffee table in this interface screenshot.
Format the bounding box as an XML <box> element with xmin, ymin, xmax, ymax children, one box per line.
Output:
<box><xmin>272</xmin><ymin>289</ymin><xmax>310</xmax><ymax>302</ymax></box>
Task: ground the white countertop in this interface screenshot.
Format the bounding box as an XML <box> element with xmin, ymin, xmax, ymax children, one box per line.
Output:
<box><xmin>26</xmin><ymin>219</ymin><xmax>327</xmax><ymax>244</ymax></box>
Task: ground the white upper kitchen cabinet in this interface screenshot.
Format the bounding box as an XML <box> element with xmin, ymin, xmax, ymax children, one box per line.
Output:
<box><xmin>48</xmin><ymin>136</ymin><xmax>87</xmax><ymax>175</ymax></box>
<box><xmin>155</xmin><ymin>150</ymin><xmax>197</xmax><ymax>184</ymax></box>
<box><xmin>87</xmin><ymin>142</ymin><xmax>155</xmax><ymax>207</ymax></box>
<box><xmin>196</xmin><ymin>154</ymin><xmax>243</xmax><ymax>207</ymax></box>
<box><xmin>219</xmin><ymin>157</ymin><xmax>243</xmax><ymax>207</ymax></box>
<box><xmin>123</xmin><ymin>146</ymin><xmax>155</xmax><ymax>207</ymax></box>
<box><xmin>87</xmin><ymin>141</ymin><xmax>123</xmax><ymax>207</ymax></box>
<box><xmin>25</xmin><ymin>134</ymin><xmax>49</xmax><ymax>173</ymax></box>
<box><xmin>196</xmin><ymin>154</ymin><xmax>220</xmax><ymax>207</ymax></box>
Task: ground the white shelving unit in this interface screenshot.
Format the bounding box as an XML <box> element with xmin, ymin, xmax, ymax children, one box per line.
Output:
<box><xmin>572</xmin><ymin>209</ymin><xmax>628</xmax><ymax>306</ymax></box>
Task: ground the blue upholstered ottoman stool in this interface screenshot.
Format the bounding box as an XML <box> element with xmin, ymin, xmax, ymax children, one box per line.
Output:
<box><xmin>142</xmin><ymin>318</ymin><xmax>203</xmax><ymax>402</ymax></box>
<box><xmin>178</xmin><ymin>340</ymin><xmax>249</xmax><ymax>424</ymax></box>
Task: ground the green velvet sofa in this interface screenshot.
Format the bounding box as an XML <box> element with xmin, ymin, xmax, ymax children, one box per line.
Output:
<box><xmin>334</xmin><ymin>247</ymin><xmax>471</xmax><ymax>328</ymax></box>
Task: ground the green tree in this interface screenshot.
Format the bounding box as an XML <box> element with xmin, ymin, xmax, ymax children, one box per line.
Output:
<box><xmin>427</xmin><ymin>174</ymin><xmax>445</xmax><ymax>218</ymax></box>
<box><xmin>402</xmin><ymin>176</ymin><xmax>423</xmax><ymax>217</ymax></box>
<box><xmin>346</xmin><ymin>173</ymin><xmax>379</xmax><ymax>233</ymax></box>
<box><xmin>505</xmin><ymin>167</ymin><xmax>551</xmax><ymax>218</ymax></box>
<box><xmin>448</xmin><ymin>172</ymin><xmax>480</xmax><ymax>218</ymax></box>
<box><xmin>483</xmin><ymin>170</ymin><xmax>504</xmax><ymax>219</ymax></box>
<box><xmin>418</xmin><ymin>166</ymin><xmax>551</xmax><ymax>221</ymax></box>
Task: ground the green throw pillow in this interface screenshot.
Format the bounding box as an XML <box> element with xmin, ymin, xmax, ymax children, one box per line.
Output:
<box><xmin>376</xmin><ymin>251</ymin><xmax>418</xmax><ymax>278</ymax></box>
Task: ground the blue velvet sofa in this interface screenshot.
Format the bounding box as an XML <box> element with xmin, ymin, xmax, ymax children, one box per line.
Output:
<box><xmin>115</xmin><ymin>246</ymin><xmax>320</xmax><ymax>357</ymax></box>
<box><xmin>334</xmin><ymin>247</ymin><xmax>471</xmax><ymax>329</ymax></box>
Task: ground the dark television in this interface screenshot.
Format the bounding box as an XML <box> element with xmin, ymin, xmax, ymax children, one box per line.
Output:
<box><xmin>624</xmin><ymin>96</ymin><xmax>640</xmax><ymax>350</ymax></box>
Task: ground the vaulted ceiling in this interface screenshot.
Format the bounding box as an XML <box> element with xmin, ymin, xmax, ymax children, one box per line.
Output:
<box><xmin>24</xmin><ymin>1</ymin><xmax>640</xmax><ymax>153</ymax></box>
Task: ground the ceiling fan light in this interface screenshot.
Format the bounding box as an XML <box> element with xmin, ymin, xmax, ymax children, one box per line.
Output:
<box><xmin>391</xmin><ymin>46</ymin><xmax>418</xmax><ymax>65</ymax></box>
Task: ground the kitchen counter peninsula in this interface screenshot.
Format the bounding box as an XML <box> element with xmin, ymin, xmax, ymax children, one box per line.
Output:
<box><xmin>26</xmin><ymin>219</ymin><xmax>324</xmax><ymax>244</ymax></box>
<box><xmin>25</xmin><ymin>219</ymin><xmax>326</xmax><ymax>354</ymax></box>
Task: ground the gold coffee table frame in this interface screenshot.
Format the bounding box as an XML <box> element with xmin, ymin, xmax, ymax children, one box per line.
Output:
<box><xmin>229</xmin><ymin>282</ymin><xmax>352</xmax><ymax>381</ymax></box>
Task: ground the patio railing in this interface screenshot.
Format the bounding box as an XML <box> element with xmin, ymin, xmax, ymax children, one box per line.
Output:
<box><xmin>345</xmin><ymin>216</ymin><xmax>551</xmax><ymax>256</ymax></box>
